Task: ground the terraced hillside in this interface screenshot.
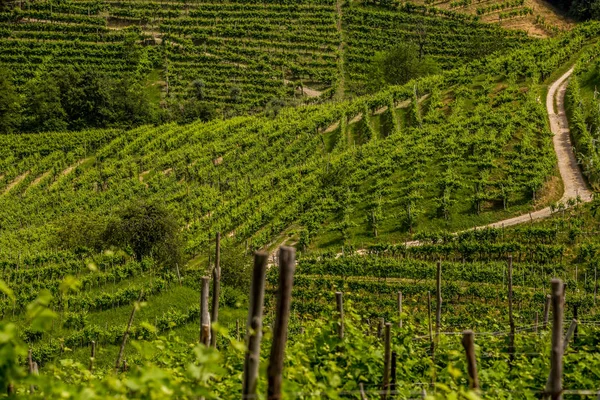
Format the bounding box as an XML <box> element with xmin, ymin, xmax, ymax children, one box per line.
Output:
<box><xmin>0</xmin><ymin>0</ymin><xmax>531</xmax><ymax>115</ymax></box>
<box><xmin>1</xmin><ymin>25</ymin><xmax>597</xmax><ymax>260</ymax></box>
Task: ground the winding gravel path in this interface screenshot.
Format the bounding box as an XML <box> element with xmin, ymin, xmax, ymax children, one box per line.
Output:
<box><xmin>480</xmin><ymin>68</ymin><xmax>593</xmax><ymax>230</ymax></box>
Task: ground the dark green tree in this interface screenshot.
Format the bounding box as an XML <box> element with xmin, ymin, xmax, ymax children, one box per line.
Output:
<box><xmin>105</xmin><ymin>200</ymin><xmax>183</xmax><ymax>269</ymax></box>
<box><xmin>0</xmin><ymin>68</ymin><xmax>20</xmax><ymax>134</ymax></box>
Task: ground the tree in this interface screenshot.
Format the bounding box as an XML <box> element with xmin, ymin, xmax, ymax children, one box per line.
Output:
<box><xmin>0</xmin><ymin>68</ymin><xmax>20</xmax><ymax>134</ymax></box>
<box><xmin>368</xmin><ymin>42</ymin><xmax>439</xmax><ymax>92</ymax></box>
<box><xmin>22</xmin><ymin>75</ymin><xmax>67</xmax><ymax>133</ymax></box>
<box><xmin>191</xmin><ymin>79</ymin><xmax>206</xmax><ymax>101</ymax></box>
<box><xmin>105</xmin><ymin>200</ymin><xmax>183</xmax><ymax>269</ymax></box>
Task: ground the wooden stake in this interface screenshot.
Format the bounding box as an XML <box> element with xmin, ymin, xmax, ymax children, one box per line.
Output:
<box><xmin>115</xmin><ymin>291</ymin><xmax>142</xmax><ymax>372</ymax></box>
<box><xmin>391</xmin><ymin>351</ymin><xmax>397</xmax><ymax>398</ymax></box>
<box><xmin>546</xmin><ymin>278</ymin><xmax>564</xmax><ymax>400</ymax></box>
<box><xmin>359</xmin><ymin>383</ymin><xmax>368</xmax><ymax>400</ymax></box>
<box><xmin>508</xmin><ymin>255</ymin><xmax>515</xmax><ymax>365</ymax></box>
<box><xmin>436</xmin><ymin>260</ymin><xmax>442</xmax><ymax>335</ymax></box>
<box><xmin>242</xmin><ymin>252</ymin><xmax>268</xmax><ymax>400</ymax></box>
<box><xmin>562</xmin><ymin>319</ymin><xmax>577</xmax><ymax>353</ymax></box>
<box><xmin>211</xmin><ymin>232</ymin><xmax>221</xmax><ymax>348</ymax></box>
<box><xmin>427</xmin><ymin>291</ymin><xmax>433</xmax><ymax>350</ymax></box>
<box><xmin>573</xmin><ymin>305</ymin><xmax>578</xmax><ymax>344</ymax></box>
<box><xmin>90</xmin><ymin>340</ymin><xmax>96</xmax><ymax>372</ymax></box>
<box><xmin>382</xmin><ymin>322</ymin><xmax>391</xmax><ymax>399</ymax></box>
<box><xmin>28</xmin><ymin>348</ymin><xmax>34</xmax><ymax>393</ymax></box>
<box><xmin>397</xmin><ymin>291</ymin><xmax>403</xmax><ymax>329</ymax></box>
<box><xmin>543</xmin><ymin>294</ymin><xmax>551</xmax><ymax>330</ymax></box>
<box><xmin>461</xmin><ymin>330</ymin><xmax>479</xmax><ymax>391</ymax></box>
<box><xmin>336</xmin><ymin>292</ymin><xmax>344</xmax><ymax>339</ymax></box>
<box><xmin>236</xmin><ymin>319</ymin><xmax>240</xmax><ymax>342</ymax></box>
<box><xmin>267</xmin><ymin>246</ymin><xmax>296</xmax><ymax>400</ymax></box>
<box><xmin>175</xmin><ymin>263</ymin><xmax>182</xmax><ymax>286</ymax></box>
<box><xmin>200</xmin><ymin>277</ymin><xmax>211</xmax><ymax>344</ymax></box>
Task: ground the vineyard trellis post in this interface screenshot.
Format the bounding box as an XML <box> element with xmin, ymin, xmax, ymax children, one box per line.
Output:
<box><xmin>544</xmin><ymin>294</ymin><xmax>551</xmax><ymax>330</ymax></box>
<box><xmin>242</xmin><ymin>252</ymin><xmax>268</xmax><ymax>399</ymax></box>
<box><xmin>397</xmin><ymin>291</ymin><xmax>402</xmax><ymax>328</ymax></box>
<box><xmin>563</xmin><ymin>319</ymin><xmax>577</xmax><ymax>352</ymax></box>
<box><xmin>336</xmin><ymin>292</ymin><xmax>344</xmax><ymax>339</ymax></box>
<box><xmin>427</xmin><ymin>291</ymin><xmax>433</xmax><ymax>356</ymax></box>
<box><xmin>90</xmin><ymin>340</ymin><xmax>96</xmax><ymax>372</ymax></box>
<box><xmin>382</xmin><ymin>322</ymin><xmax>391</xmax><ymax>399</ymax></box>
<box><xmin>545</xmin><ymin>278</ymin><xmax>564</xmax><ymax>400</ymax></box>
<box><xmin>391</xmin><ymin>351</ymin><xmax>397</xmax><ymax>398</ymax></box>
<box><xmin>115</xmin><ymin>291</ymin><xmax>143</xmax><ymax>373</ymax></box>
<box><xmin>211</xmin><ymin>232</ymin><xmax>221</xmax><ymax>348</ymax></box>
<box><xmin>267</xmin><ymin>246</ymin><xmax>296</xmax><ymax>400</ymax></box>
<box><xmin>461</xmin><ymin>330</ymin><xmax>479</xmax><ymax>391</ymax></box>
<box><xmin>508</xmin><ymin>255</ymin><xmax>515</xmax><ymax>366</ymax></box>
<box><xmin>200</xmin><ymin>277</ymin><xmax>211</xmax><ymax>345</ymax></box>
<box><xmin>436</xmin><ymin>260</ymin><xmax>442</xmax><ymax>336</ymax></box>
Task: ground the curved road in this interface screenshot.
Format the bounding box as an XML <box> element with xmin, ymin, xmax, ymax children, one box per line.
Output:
<box><xmin>481</xmin><ymin>68</ymin><xmax>593</xmax><ymax>230</ymax></box>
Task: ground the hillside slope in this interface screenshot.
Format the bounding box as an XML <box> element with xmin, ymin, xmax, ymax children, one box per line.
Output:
<box><xmin>1</xmin><ymin>25</ymin><xmax>598</xmax><ymax>259</ymax></box>
<box><xmin>0</xmin><ymin>0</ymin><xmax>531</xmax><ymax>115</ymax></box>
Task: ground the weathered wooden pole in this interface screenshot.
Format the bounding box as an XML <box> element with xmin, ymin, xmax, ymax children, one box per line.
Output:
<box><xmin>382</xmin><ymin>322</ymin><xmax>391</xmax><ymax>399</ymax></box>
<box><xmin>359</xmin><ymin>383</ymin><xmax>368</xmax><ymax>400</ymax></box>
<box><xmin>436</xmin><ymin>260</ymin><xmax>442</xmax><ymax>336</ymax></box>
<box><xmin>115</xmin><ymin>291</ymin><xmax>142</xmax><ymax>372</ymax></box>
<box><xmin>543</xmin><ymin>294</ymin><xmax>551</xmax><ymax>330</ymax></box>
<box><xmin>391</xmin><ymin>351</ymin><xmax>397</xmax><ymax>398</ymax></box>
<box><xmin>211</xmin><ymin>232</ymin><xmax>221</xmax><ymax>348</ymax></box>
<box><xmin>336</xmin><ymin>292</ymin><xmax>344</xmax><ymax>339</ymax></box>
<box><xmin>89</xmin><ymin>340</ymin><xmax>96</xmax><ymax>372</ymax></box>
<box><xmin>175</xmin><ymin>263</ymin><xmax>182</xmax><ymax>286</ymax></box>
<box><xmin>546</xmin><ymin>279</ymin><xmax>564</xmax><ymax>400</ymax></box>
<box><xmin>236</xmin><ymin>318</ymin><xmax>240</xmax><ymax>342</ymax></box>
<box><xmin>200</xmin><ymin>276</ymin><xmax>211</xmax><ymax>345</ymax></box>
<box><xmin>397</xmin><ymin>291</ymin><xmax>403</xmax><ymax>328</ymax></box>
<box><xmin>242</xmin><ymin>252</ymin><xmax>268</xmax><ymax>400</ymax></box>
<box><xmin>461</xmin><ymin>330</ymin><xmax>479</xmax><ymax>391</ymax></box>
<box><xmin>427</xmin><ymin>291</ymin><xmax>433</xmax><ymax>355</ymax></box>
<box><xmin>573</xmin><ymin>305</ymin><xmax>578</xmax><ymax>344</ymax></box>
<box><xmin>267</xmin><ymin>246</ymin><xmax>296</xmax><ymax>400</ymax></box>
<box><xmin>562</xmin><ymin>319</ymin><xmax>577</xmax><ymax>353</ymax></box>
<box><xmin>28</xmin><ymin>348</ymin><xmax>34</xmax><ymax>393</ymax></box>
<box><xmin>508</xmin><ymin>255</ymin><xmax>515</xmax><ymax>365</ymax></box>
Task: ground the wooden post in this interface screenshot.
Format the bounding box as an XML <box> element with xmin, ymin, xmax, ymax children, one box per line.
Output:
<box><xmin>28</xmin><ymin>348</ymin><xmax>34</xmax><ymax>393</ymax></box>
<box><xmin>391</xmin><ymin>351</ymin><xmax>397</xmax><ymax>398</ymax></box>
<box><xmin>201</xmin><ymin>324</ymin><xmax>210</xmax><ymax>346</ymax></box>
<box><xmin>562</xmin><ymin>319</ymin><xmax>577</xmax><ymax>353</ymax></box>
<box><xmin>359</xmin><ymin>383</ymin><xmax>368</xmax><ymax>400</ymax></box>
<box><xmin>242</xmin><ymin>252</ymin><xmax>268</xmax><ymax>400</ymax></box>
<box><xmin>267</xmin><ymin>246</ymin><xmax>296</xmax><ymax>400</ymax></box>
<box><xmin>436</xmin><ymin>260</ymin><xmax>442</xmax><ymax>335</ymax></box>
<box><xmin>336</xmin><ymin>292</ymin><xmax>344</xmax><ymax>339</ymax></box>
<box><xmin>175</xmin><ymin>263</ymin><xmax>182</xmax><ymax>286</ymax></box>
<box><xmin>236</xmin><ymin>319</ymin><xmax>240</xmax><ymax>342</ymax></box>
<box><xmin>427</xmin><ymin>291</ymin><xmax>433</xmax><ymax>355</ymax></box>
<box><xmin>508</xmin><ymin>255</ymin><xmax>515</xmax><ymax>364</ymax></box>
<box><xmin>595</xmin><ymin>266</ymin><xmax>597</xmax><ymax>305</ymax></box>
<box><xmin>200</xmin><ymin>277</ymin><xmax>211</xmax><ymax>344</ymax></box>
<box><xmin>543</xmin><ymin>294</ymin><xmax>551</xmax><ymax>330</ymax></box>
<box><xmin>461</xmin><ymin>330</ymin><xmax>479</xmax><ymax>391</ymax></box>
<box><xmin>115</xmin><ymin>291</ymin><xmax>142</xmax><ymax>372</ymax></box>
<box><xmin>397</xmin><ymin>291</ymin><xmax>403</xmax><ymax>329</ymax></box>
<box><xmin>90</xmin><ymin>340</ymin><xmax>96</xmax><ymax>372</ymax></box>
<box><xmin>573</xmin><ymin>305</ymin><xmax>578</xmax><ymax>344</ymax></box>
<box><xmin>211</xmin><ymin>232</ymin><xmax>221</xmax><ymax>348</ymax></box>
<box><xmin>546</xmin><ymin>279</ymin><xmax>564</xmax><ymax>400</ymax></box>
<box><xmin>382</xmin><ymin>322</ymin><xmax>391</xmax><ymax>399</ymax></box>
